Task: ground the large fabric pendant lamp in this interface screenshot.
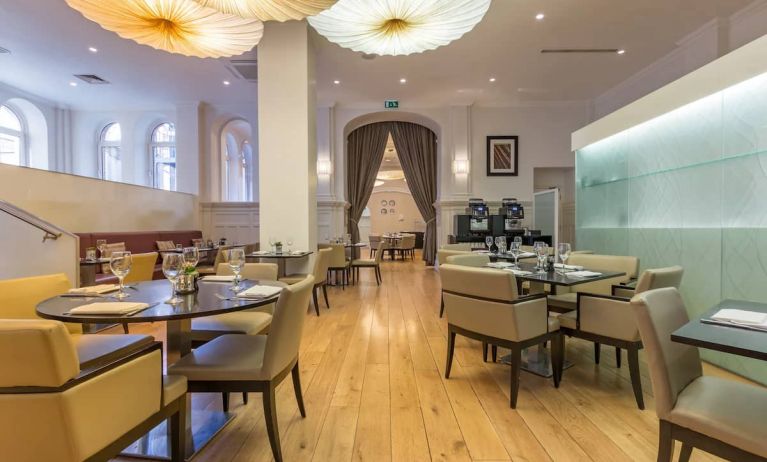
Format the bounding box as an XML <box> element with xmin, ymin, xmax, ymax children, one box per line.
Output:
<box><xmin>193</xmin><ymin>0</ymin><xmax>338</xmax><ymax>21</ymax></box>
<box><xmin>65</xmin><ymin>0</ymin><xmax>264</xmax><ymax>58</ymax></box>
<box><xmin>307</xmin><ymin>0</ymin><xmax>491</xmax><ymax>56</ymax></box>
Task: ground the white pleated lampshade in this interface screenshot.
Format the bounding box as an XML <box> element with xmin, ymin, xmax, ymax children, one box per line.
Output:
<box><xmin>193</xmin><ymin>0</ymin><xmax>338</xmax><ymax>21</ymax></box>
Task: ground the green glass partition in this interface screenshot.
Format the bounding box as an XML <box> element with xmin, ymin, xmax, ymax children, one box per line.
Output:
<box><xmin>576</xmin><ymin>71</ymin><xmax>767</xmax><ymax>384</ymax></box>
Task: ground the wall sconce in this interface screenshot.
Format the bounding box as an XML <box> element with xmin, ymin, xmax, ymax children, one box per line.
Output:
<box><xmin>453</xmin><ymin>159</ymin><xmax>469</xmax><ymax>175</ymax></box>
<box><xmin>317</xmin><ymin>159</ymin><xmax>332</xmax><ymax>176</ymax></box>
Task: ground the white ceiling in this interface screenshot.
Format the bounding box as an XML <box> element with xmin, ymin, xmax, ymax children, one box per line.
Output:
<box><xmin>0</xmin><ymin>0</ymin><xmax>753</xmax><ymax>111</ymax></box>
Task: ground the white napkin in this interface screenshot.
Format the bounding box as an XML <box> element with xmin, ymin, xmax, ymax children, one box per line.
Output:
<box><xmin>487</xmin><ymin>262</ymin><xmax>514</xmax><ymax>269</ymax></box>
<box><xmin>237</xmin><ymin>285</ymin><xmax>283</xmax><ymax>299</ymax></box>
<box><xmin>200</xmin><ymin>275</ymin><xmax>236</xmax><ymax>282</ymax></box>
<box><xmin>68</xmin><ymin>284</ymin><xmax>119</xmax><ymax>295</ymax></box>
<box><xmin>503</xmin><ymin>268</ymin><xmax>533</xmax><ymax>276</ymax></box>
<box><xmin>711</xmin><ymin>309</ymin><xmax>767</xmax><ymax>327</ymax></box>
<box><xmin>518</xmin><ymin>252</ymin><xmax>536</xmax><ymax>258</ymax></box>
<box><xmin>554</xmin><ymin>263</ymin><xmax>584</xmax><ymax>270</ymax></box>
<box><xmin>69</xmin><ymin>302</ymin><xmax>149</xmax><ymax>315</ymax></box>
<box><xmin>566</xmin><ymin>270</ymin><xmax>602</xmax><ymax>278</ymax></box>
<box><xmin>291</xmin><ymin>250</ymin><xmax>306</xmax><ymax>255</ymax></box>
<box><xmin>252</xmin><ymin>250</ymin><xmax>270</xmax><ymax>255</ymax></box>
<box><xmin>473</xmin><ymin>250</ymin><xmax>491</xmax><ymax>254</ymax></box>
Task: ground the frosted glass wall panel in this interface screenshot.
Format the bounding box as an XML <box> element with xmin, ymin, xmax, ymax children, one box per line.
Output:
<box><xmin>576</xmin><ymin>71</ymin><xmax>767</xmax><ymax>385</ymax></box>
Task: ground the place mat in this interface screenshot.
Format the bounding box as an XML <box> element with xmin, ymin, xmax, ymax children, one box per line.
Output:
<box><xmin>236</xmin><ymin>285</ymin><xmax>283</xmax><ymax>299</ymax></box>
<box><xmin>200</xmin><ymin>275</ymin><xmax>236</xmax><ymax>282</ymax></box>
<box><xmin>701</xmin><ymin>308</ymin><xmax>767</xmax><ymax>332</ymax></box>
<box><xmin>68</xmin><ymin>284</ymin><xmax>119</xmax><ymax>295</ymax></box>
<box><xmin>67</xmin><ymin>302</ymin><xmax>150</xmax><ymax>315</ymax></box>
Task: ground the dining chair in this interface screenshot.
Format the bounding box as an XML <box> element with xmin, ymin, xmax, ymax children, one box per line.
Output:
<box><xmin>398</xmin><ymin>234</ymin><xmax>416</xmax><ymax>260</ymax></box>
<box><xmin>556</xmin><ymin>266</ymin><xmax>684</xmax><ymax>409</ymax></box>
<box><xmin>351</xmin><ymin>241</ymin><xmax>385</xmax><ymax>285</ymax></box>
<box><xmin>436</xmin><ymin>246</ymin><xmax>474</xmax><ymax>318</ymax></box>
<box><xmin>445</xmin><ymin>253</ymin><xmax>491</xmax><ymax>267</ymax></box>
<box><xmin>326</xmin><ymin>244</ymin><xmax>350</xmax><ymax>288</ymax></box>
<box><xmin>0</xmin><ymin>319</ymin><xmax>187</xmax><ymax>462</ymax></box>
<box><xmin>280</xmin><ymin>248</ymin><xmax>332</xmax><ymax>316</ymax></box>
<box><xmin>440</xmin><ymin>264</ymin><xmax>564</xmax><ymax>408</ymax></box>
<box><xmin>197</xmin><ymin>245</ymin><xmax>235</xmax><ymax>275</ymax></box>
<box><xmin>216</xmin><ymin>262</ymin><xmax>279</xmax><ymax>281</ymax></box>
<box><xmin>120</xmin><ymin>251</ymin><xmax>158</xmax><ymax>334</ymax></box>
<box><xmin>631</xmin><ymin>287</ymin><xmax>767</xmax><ymax>462</ymax></box>
<box><xmin>169</xmin><ymin>276</ymin><xmax>315</xmax><ymax>462</ymax></box>
<box><xmin>368</xmin><ymin>234</ymin><xmax>381</xmax><ymax>258</ymax></box>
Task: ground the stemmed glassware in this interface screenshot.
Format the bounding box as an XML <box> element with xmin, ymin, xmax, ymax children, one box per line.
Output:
<box><xmin>162</xmin><ymin>253</ymin><xmax>184</xmax><ymax>305</ymax></box>
<box><xmin>494</xmin><ymin>236</ymin><xmax>506</xmax><ymax>255</ymax></box>
<box><xmin>96</xmin><ymin>239</ymin><xmax>107</xmax><ymax>259</ymax></box>
<box><xmin>485</xmin><ymin>235</ymin><xmax>494</xmax><ymax>252</ymax></box>
<box><xmin>557</xmin><ymin>242</ymin><xmax>572</xmax><ymax>274</ymax></box>
<box><xmin>182</xmin><ymin>246</ymin><xmax>200</xmax><ymax>269</ymax></box>
<box><xmin>533</xmin><ymin>241</ymin><xmax>548</xmax><ymax>272</ymax></box>
<box><xmin>286</xmin><ymin>236</ymin><xmax>294</xmax><ymax>253</ymax></box>
<box><xmin>109</xmin><ymin>251</ymin><xmax>132</xmax><ymax>299</ymax></box>
<box><xmin>509</xmin><ymin>240</ymin><xmax>522</xmax><ymax>268</ymax></box>
<box><xmin>227</xmin><ymin>248</ymin><xmax>246</xmax><ymax>291</ymax></box>
<box><xmin>268</xmin><ymin>237</ymin><xmax>276</xmax><ymax>252</ymax></box>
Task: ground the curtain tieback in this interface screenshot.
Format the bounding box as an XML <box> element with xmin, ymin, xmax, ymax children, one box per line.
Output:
<box><xmin>426</xmin><ymin>218</ymin><xmax>436</xmax><ymax>225</ymax></box>
<box><xmin>350</xmin><ymin>218</ymin><xmax>359</xmax><ymax>224</ymax></box>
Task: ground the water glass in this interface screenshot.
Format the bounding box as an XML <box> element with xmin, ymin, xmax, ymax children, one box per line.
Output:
<box><xmin>494</xmin><ymin>236</ymin><xmax>506</xmax><ymax>254</ymax></box>
<box><xmin>227</xmin><ymin>248</ymin><xmax>246</xmax><ymax>291</ymax></box>
<box><xmin>109</xmin><ymin>251</ymin><xmax>132</xmax><ymax>299</ymax></box>
<box><xmin>557</xmin><ymin>242</ymin><xmax>572</xmax><ymax>273</ymax></box>
<box><xmin>485</xmin><ymin>235</ymin><xmax>494</xmax><ymax>252</ymax></box>
<box><xmin>85</xmin><ymin>247</ymin><xmax>97</xmax><ymax>261</ymax></box>
<box><xmin>96</xmin><ymin>239</ymin><xmax>107</xmax><ymax>258</ymax></box>
<box><xmin>286</xmin><ymin>237</ymin><xmax>294</xmax><ymax>253</ymax></box>
<box><xmin>534</xmin><ymin>242</ymin><xmax>548</xmax><ymax>271</ymax></box>
<box><xmin>182</xmin><ymin>246</ymin><xmax>200</xmax><ymax>269</ymax></box>
<box><xmin>509</xmin><ymin>241</ymin><xmax>522</xmax><ymax>268</ymax></box>
<box><xmin>162</xmin><ymin>253</ymin><xmax>184</xmax><ymax>305</ymax></box>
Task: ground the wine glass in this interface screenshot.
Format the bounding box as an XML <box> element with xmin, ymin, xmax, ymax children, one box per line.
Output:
<box><xmin>534</xmin><ymin>242</ymin><xmax>548</xmax><ymax>272</ymax></box>
<box><xmin>286</xmin><ymin>236</ymin><xmax>294</xmax><ymax>253</ymax></box>
<box><xmin>109</xmin><ymin>251</ymin><xmax>132</xmax><ymax>299</ymax></box>
<box><xmin>162</xmin><ymin>253</ymin><xmax>184</xmax><ymax>305</ymax></box>
<box><xmin>96</xmin><ymin>239</ymin><xmax>107</xmax><ymax>259</ymax></box>
<box><xmin>268</xmin><ymin>236</ymin><xmax>276</xmax><ymax>252</ymax></box>
<box><xmin>485</xmin><ymin>235</ymin><xmax>494</xmax><ymax>252</ymax></box>
<box><xmin>227</xmin><ymin>248</ymin><xmax>246</xmax><ymax>291</ymax></box>
<box><xmin>495</xmin><ymin>236</ymin><xmax>506</xmax><ymax>255</ymax></box>
<box><xmin>509</xmin><ymin>241</ymin><xmax>522</xmax><ymax>268</ymax></box>
<box><xmin>182</xmin><ymin>246</ymin><xmax>200</xmax><ymax>269</ymax></box>
<box><xmin>175</xmin><ymin>243</ymin><xmax>183</xmax><ymax>251</ymax></box>
<box><xmin>513</xmin><ymin>236</ymin><xmax>523</xmax><ymax>246</ymax></box>
<box><xmin>557</xmin><ymin>242</ymin><xmax>572</xmax><ymax>273</ymax></box>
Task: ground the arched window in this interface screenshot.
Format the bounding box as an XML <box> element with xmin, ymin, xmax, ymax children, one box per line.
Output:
<box><xmin>241</xmin><ymin>141</ymin><xmax>254</xmax><ymax>201</ymax></box>
<box><xmin>0</xmin><ymin>105</ymin><xmax>25</xmax><ymax>166</ymax></box>
<box><xmin>220</xmin><ymin>119</ymin><xmax>254</xmax><ymax>201</ymax></box>
<box><xmin>99</xmin><ymin>122</ymin><xmax>121</xmax><ymax>181</ymax></box>
<box><xmin>150</xmin><ymin>122</ymin><xmax>176</xmax><ymax>191</ymax></box>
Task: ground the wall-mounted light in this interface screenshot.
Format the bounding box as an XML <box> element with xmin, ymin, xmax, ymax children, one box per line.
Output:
<box><xmin>453</xmin><ymin>159</ymin><xmax>469</xmax><ymax>175</ymax></box>
<box><xmin>317</xmin><ymin>159</ymin><xmax>332</xmax><ymax>176</ymax></box>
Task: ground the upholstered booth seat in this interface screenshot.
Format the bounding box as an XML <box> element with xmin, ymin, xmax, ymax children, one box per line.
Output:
<box><xmin>74</xmin><ymin>333</ymin><xmax>154</xmax><ymax>369</ymax></box>
<box><xmin>191</xmin><ymin>311</ymin><xmax>272</xmax><ymax>342</ymax></box>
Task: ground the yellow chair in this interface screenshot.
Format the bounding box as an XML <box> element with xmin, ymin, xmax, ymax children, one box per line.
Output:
<box><xmin>216</xmin><ymin>262</ymin><xmax>279</xmax><ymax>281</ymax></box>
<box><xmin>0</xmin><ymin>273</ymin><xmax>81</xmax><ymax>334</ymax></box>
<box><xmin>123</xmin><ymin>252</ymin><xmax>158</xmax><ymax>284</ymax></box>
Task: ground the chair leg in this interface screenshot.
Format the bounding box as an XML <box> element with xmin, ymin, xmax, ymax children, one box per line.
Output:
<box><xmin>222</xmin><ymin>392</ymin><xmax>229</xmax><ymax>412</ymax></box>
<box><xmin>509</xmin><ymin>346</ymin><xmax>522</xmax><ymax>408</ymax></box>
<box><xmin>445</xmin><ymin>329</ymin><xmax>456</xmax><ymax>378</ymax></box>
<box><xmin>169</xmin><ymin>403</ymin><xmax>186</xmax><ymax>462</ymax></box>
<box><xmin>551</xmin><ymin>334</ymin><xmax>564</xmax><ymax>388</ymax></box>
<box><xmin>263</xmin><ymin>385</ymin><xmax>283</xmax><ymax>462</ymax></box>
<box><xmin>657</xmin><ymin>420</ymin><xmax>674</xmax><ymax>462</ymax></box>
<box><xmin>594</xmin><ymin>342</ymin><xmax>601</xmax><ymax>364</ymax></box>
<box><xmin>615</xmin><ymin>347</ymin><xmax>622</xmax><ymax>368</ymax></box>
<box><xmin>375</xmin><ymin>266</ymin><xmax>381</xmax><ymax>285</ymax></box>
<box><xmin>679</xmin><ymin>444</ymin><xmax>693</xmax><ymax>462</ymax></box>
<box><xmin>243</xmin><ymin>392</ymin><xmax>248</xmax><ymax>405</ymax></box>
<box><xmin>439</xmin><ymin>295</ymin><xmax>445</xmax><ymax>318</ymax></box>
<box><xmin>312</xmin><ymin>286</ymin><xmax>320</xmax><ymax>316</ymax></box>
<box><xmin>628</xmin><ymin>346</ymin><xmax>645</xmax><ymax>410</ymax></box>
<box><xmin>122</xmin><ymin>323</ymin><xmax>129</xmax><ymax>334</ymax></box>
<box><xmin>482</xmin><ymin>342</ymin><xmax>488</xmax><ymax>362</ymax></box>
<box><xmin>491</xmin><ymin>345</ymin><xmax>498</xmax><ymax>363</ymax></box>
<box><xmin>291</xmin><ymin>361</ymin><xmax>307</xmax><ymax>418</ymax></box>
<box><xmin>322</xmin><ymin>283</ymin><xmax>330</xmax><ymax>308</ymax></box>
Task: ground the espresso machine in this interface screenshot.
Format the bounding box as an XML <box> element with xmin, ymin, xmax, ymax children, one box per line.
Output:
<box><xmin>467</xmin><ymin>198</ymin><xmax>490</xmax><ymax>234</ymax></box>
<box><xmin>499</xmin><ymin>198</ymin><xmax>525</xmax><ymax>232</ymax></box>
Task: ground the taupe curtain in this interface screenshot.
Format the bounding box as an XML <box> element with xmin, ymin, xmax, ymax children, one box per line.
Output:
<box><xmin>346</xmin><ymin>122</ymin><xmax>391</xmax><ymax>243</ymax></box>
<box><xmin>390</xmin><ymin>122</ymin><xmax>438</xmax><ymax>266</ymax></box>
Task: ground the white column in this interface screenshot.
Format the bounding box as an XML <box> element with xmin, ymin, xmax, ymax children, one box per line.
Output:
<box><xmin>175</xmin><ymin>102</ymin><xmax>202</xmax><ymax>195</ymax></box>
<box><xmin>258</xmin><ymin>21</ymin><xmax>317</xmax><ymax>270</ymax></box>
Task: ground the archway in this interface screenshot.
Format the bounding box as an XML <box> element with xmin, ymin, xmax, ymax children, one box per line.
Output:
<box><xmin>219</xmin><ymin>118</ymin><xmax>254</xmax><ymax>201</ymax></box>
<box><xmin>4</xmin><ymin>98</ymin><xmax>48</xmax><ymax>170</ymax></box>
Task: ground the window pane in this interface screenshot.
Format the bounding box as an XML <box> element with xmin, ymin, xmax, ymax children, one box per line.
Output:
<box><xmin>155</xmin><ymin>162</ymin><xmax>176</xmax><ymax>191</ymax></box>
<box><xmin>102</xmin><ymin>146</ymin><xmax>121</xmax><ymax>181</ymax></box>
<box><xmin>152</xmin><ymin>123</ymin><xmax>175</xmax><ymax>143</ymax></box>
<box><xmin>0</xmin><ymin>132</ymin><xmax>21</xmax><ymax>165</ymax></box>
<box><xmin>103</xmin><ymin>123</ymin><xmax>121</xmax><ymax>142</ymax></box>
<box><xmin>0</xmin><ymin>106</ymin><xmax>22</xmax><ymax>132</ymax></box>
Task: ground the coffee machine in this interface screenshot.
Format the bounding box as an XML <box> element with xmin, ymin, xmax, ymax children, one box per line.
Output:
<box><xmin>467</xmin><ymin>198</ymin><xmax>490</xmax><ymax>234</ymax></box>
<box><xmin>499</xmin><ymin>198</ymin><xmax>524</xmax><ymax>231</ymax></box>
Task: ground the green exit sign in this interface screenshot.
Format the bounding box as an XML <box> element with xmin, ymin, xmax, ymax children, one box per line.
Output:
<box><xmin>384</xmin><ymin>100</ymin><xmax>399</xmax><ymax>109</ymax></box>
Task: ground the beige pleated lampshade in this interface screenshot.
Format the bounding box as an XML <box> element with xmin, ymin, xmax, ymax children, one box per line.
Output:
<box><xmin>66</xmin><ymin>0</ymin><xmax>264</xmax><ymax>58</ymax></box>
<box><xmin>193</xmin><ymin>0</ymin><xmax>337</xmax><ymax>21</ymax></box>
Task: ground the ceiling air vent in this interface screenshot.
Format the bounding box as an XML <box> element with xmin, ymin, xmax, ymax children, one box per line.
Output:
<box><xmin>74</xmin><ymin>74</ymin><xmax>110</xmax><ymax>85</ymax></box>
<box><xmin>227</xmin><ymin>59</ymin><xmax>258</xmax><ymax>82</ymax></box>
<box><xmin>0</xmin><ymin>46</ymin><xmax>10</xmax><ymax>54</ymax></box>
<box><xmin>541</xmin><ymin>48</ymin><xmax>620</xmax><ymax>54</ymax></box>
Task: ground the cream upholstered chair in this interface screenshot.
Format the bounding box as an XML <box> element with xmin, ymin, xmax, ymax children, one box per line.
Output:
<box><xmin>0</xmin><ymin>319</ymin><xmax>187</xmax><ymax>462</ymax></box>
<box><xmin>368</xmin><ymin>234</ymin><xmax>381</xmax><ymax>258</ymax></box>
<box><xmin>445</xmin><ymin>253</ymin><xmax>491</xmax><ymax>267</ymax></box>
<box><xmin>169</xmin><ymin>276</ymin><xmax>315</xmax><ymax>462</ymax></box>
<box><xmin>351</xmin><ymin>241</ymin><xmax>385</xmax><ymax>285</ymax></box>
<box><xmin>547</xmin><ymin>253</ymin><xmax>639</xmax><ymax>312</ymax></box>
<box><xmin>611</xmin><ymin>265</ymin><xmax>683</xmax><ymax>298</ymax></box>
<box><xmin>395</xmin><ymin>234</ymin><xmax>416</xmax><ymax>260</ymax></box>
<box><xmin>631</xmin><ymin>288</ymin><xmax>767</xmax><ymax>462</ymax></box>
<box><xmin>441</xmin><ymin>243</ymin><xmax>473</xmax><ymax>251</ymax></box>
<box><xmin>327</xmin><ymin>244</ymin><xmax>350</xmax><ymax>288</ymax></box>
<box><xmin>216</xmin><ymin>262</ymin><xmax>279</xmax><ymax>281</ymax></box>
<box><xmin>437</xmin><ymin>246</ymin><xmax>475</xmax><ymax>318</ymax></box>
<box><xmin>556</xmin><ymin>266</ymin><xmax>684</xmax><ymax>409</ymax></box>
<box><xmin>280</xmin><ymin>248</ymin><xmax>331</xmax><ymax>316</ymax></box>
<box><xmin>440</xmin><ymin>264</ymin><xmax>563</xmax><ymax>408</ymax></box>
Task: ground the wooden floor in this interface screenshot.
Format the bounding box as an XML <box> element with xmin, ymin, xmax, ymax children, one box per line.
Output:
<box><xmin>116</xmin><ymin>252</ymin><xmax>755</xmax><ymax>462</ymax></box>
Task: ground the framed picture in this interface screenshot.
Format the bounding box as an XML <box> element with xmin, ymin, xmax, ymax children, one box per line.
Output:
<box><xmin>486</xmin><ymin>136</ymin><xmax>518</xmax><ymax>176</ymax></box>
<box><xmin>388</xmin><ymin>200</ymin><xmax>396</xmax><ymax>206</ymax></box>
<box><xmin>380</xmin><ymin>199</ymin><xmax>387</xmax><ymax>206</ymax></box>
<box><xmin>380</xmin><ymin>208</ymin><xmax>388</xmax><ymax>215</ymax></box>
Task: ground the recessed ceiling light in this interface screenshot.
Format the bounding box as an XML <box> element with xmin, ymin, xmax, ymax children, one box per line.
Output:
<box><xmin>489</xmin><ymin>77</ymin><xmax>496</xmax><ymax>82</ymax></box>
<box><xmin>69</xmin><ymin>81</ymin><xmax>78</xmax><ymax>87</ymax></box>
<box><xmin>399</xmin><ymin>78</ymin><xmax>407</xmax><ymax>84</ymax></box>
<box><xmin>333</xmin><ymin>80</ymin><xmax>340</xmax><ymax>85</ymax></box>
<box><xmin>617</xmin><ymin>49</ymin><xmax>626</xmax><ymax>55</ymax></box>
<box><xmin>88</xmin><ymin>46</ymin><xmax>98</xmax><ymax>53</ymax></box>
<box><xmin>223</xmin><ymin>80</ymin><xmax>231</xmax><ymax>86</ymax></box>
<box><xmin>535</xmin><ymin>13</ymin><xmax>545</xmax><ymax>20</ymax></box>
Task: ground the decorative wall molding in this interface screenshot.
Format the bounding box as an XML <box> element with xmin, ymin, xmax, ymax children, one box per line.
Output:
<box><xmin>200</xmin><ymin>202</ymin><xmax>259</xmax><ymax>245</ymax></box>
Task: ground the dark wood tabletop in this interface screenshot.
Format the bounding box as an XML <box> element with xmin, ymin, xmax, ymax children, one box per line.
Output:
<box><xmin>79</xmin><ymin>258</ymin><xmax>109</xmax><ymax>266</ymax></box>
<box><xmin>506</xmin><ymin>262</ymin><xmax>627</xmax><ymax>287</ymax></box>
<box><xmin>248</xmin><ymin>251</ymin><xmax>313</xmax><ymax>259</ymax></box>
<box><xmin>671</xmin><ymin>299</ymin><xmax>767</xmax><ymax>361</ymax></box>
<box><xmin>36</xmin><ymin>278</ymin><xmax>284</xmax><ymax>325</ymax></box>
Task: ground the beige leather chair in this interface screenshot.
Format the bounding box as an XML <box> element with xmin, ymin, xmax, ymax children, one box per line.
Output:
<box><xmin>437</xmin><ymin>247</ymin><xmax>475</xmax><ymax>318</ymax></box>
<box><xmin>327</xmin><ymin>244</ymin><xmax>350</xmax><ymax>288</ymax></box>
<box><xmin>216</xmin><ymin>262</ymin><xmax>278</xmax><ymax>281</ymax></box>
<box><xmin>368</xmin><ymin>234</ymin><xmax>381</xmax><ymax>258</ymax></box>
<box><xmin>441</xmin><ymin>243</ymin><xmax>473</xmax><ymax>251</ymax></box>
<box><xmin>169</xmin><ymin>276</ymin><xmax>315</xmax><ymax>462</ymax></box>
<box><xmin>0</xmin><ymin>319</ymin><xmax>187</xmax><ymax>462</ymax></box>
<box><xmin>547</xmin><ymin>253</ymin><xmax>639</xmax><ymax>312</ymax></box>
<box><xmin>440</xmin><ymin>264</ymin><xmax>563</xmax><ymax>408</ymax></box>
<box><xmin>445</xmin><ymin>253</ymin><xmax>491</xmax><ymax>267</ymax></box>
<box><xmin>631</xmin><ymin>288</ymin><xmax>767</xmax><ymax>462</ymax></box>
<box><xmin>280</xmin><ymin>247</ymin><xmax>332</xmax><ymax>316</ymax></box>
<box><xmin>557</xmin><ymin>266</ymin><xmax>684</xmax><ymax>409</ymax></box>
<box><xmin>351</xmin><ymin>241</ymin><xmax>385</xmax><ymax>285</ymax></box>
<box><xmin>611</xmin><ymin>265</ymin><xmax>683</xmax><ymax>298</ymax></box>
<box><xmin>395</xmin><ymin>234</ymin><xmax>416</xmax><ymax>260</ymax></box>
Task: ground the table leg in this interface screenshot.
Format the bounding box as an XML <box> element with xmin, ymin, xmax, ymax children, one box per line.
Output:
<box><xmin>120</xmin><ymin>318</ymin><xmax>235</xmax><ymax>460</ymax></box>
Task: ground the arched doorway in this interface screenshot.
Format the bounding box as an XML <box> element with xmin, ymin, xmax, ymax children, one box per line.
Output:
<box><xmin>219</xmin><ymin>118</ymin><xmax>254</xmax><ymax>201</ymax></box>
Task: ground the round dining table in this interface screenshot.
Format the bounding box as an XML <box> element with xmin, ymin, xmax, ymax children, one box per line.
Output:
<box><xmin>37</xmin><ymin>277</ymin><xmax>285</xmax><ymax>460</ymax></box>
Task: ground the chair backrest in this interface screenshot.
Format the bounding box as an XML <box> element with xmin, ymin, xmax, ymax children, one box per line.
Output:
<box><xmin>369</xmin><ymin>234</ymin><xmax>381</xmax><ymax>247</ymax></box>
<box><xmin>631</xmin><ymin>288</ymin><xmax>702</xmax><ymax>419</ymax></box>
<box><xmin>216</xmin><ymin>262</ymin><xmax>279</xmax><ymax>281</ymax></box>
<box><xmin>568</xmin><ymin>253</ymin><xmax>639</xmax><ymax>295</ymax></box>
<box><xmin>374</xmin><ymin>241</ymin><xmax>386</xmax><ymax>263</ymax></box>
<box><xmin>262</xmin><ymin>276</ymin><xmax>315</xmax><ymax>378</ymax></box>
<box><xmin>445</xmin><ymin>254</ymin><xmax>491</xmax><ymax>267</ymax></box>
<box><xmin>124</xmin><ymin>252</ymin><xmax>158</xmax><ymax>284</ymax></box>
<box><xmin>313</xmin><ymin>248</ymin><xmax>332</xmax><ymax>283</ymax></box>
<box><xmin>213</xmin><ymin>245</ymin><xmax>236</xmax><ymax>269</ymax></box>
<box><xmin>0</xmin><ymin>273</ymin><xmax>81</xmax><ymax>334</ymax></box>
<box><xmin>634</xmin><ymin>266</ymin><xmax>684</xmax><ymax>294</ymax></box>
<box><xmin>441</xmin><ymin>243</ymin><xmax>472</xmax><ymax>251</ymax></box>
<box><xmin>327</xmin><ymin>244</ymin><xmax>347</xmax><ymax>268</ymax></box>
<box><xmin>437</xmin><ymin>249</ymin><xmax>472</xmax><ymax>265</ymax></box>
<box><xmin>404</xmin><ymin>234</ymin><xmax>416</xmax><ymax>250</ymax></box>
<box><xmin>0</xmin><ymin>319</ymin><xmax>80</xmax><ymax>387</ymax></box>
<box><xmin>243</xmin><ymin>242</ymin><xmax>260</xmax><ymax>254</ymax></box>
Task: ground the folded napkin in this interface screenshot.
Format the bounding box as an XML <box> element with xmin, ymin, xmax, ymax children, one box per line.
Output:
<box><xmin>291</xmin><ymin>250</ymin><xmax>306</xmax><ymax>255</ymax></box>
<box><xmin>68</xmin><ymin>302</ymin><xmax>149</xmax><ymax>315</ymax></box>
<box><xmin>711</xmin><ymin>309</ymin><xmax>767</xmax><ymax>327</ymax></box>
<box><xmin>518</xmin><ymin>252</ymin><xmax>536</xmax><ymax>258</ymax></box>
<box><xmin>566</xmin><ymin>270</ymin><xmax>602</xmax><ymax>278</ymax></box>
<box><xmin>68</xmin><ymin>284</ymin><xmax>119</xmax><ymax>295</ymax></box>
<box><xmin>554</xmin><ymin>263</ymin><xmax>584</xmax><ymax>270</ymax></box>
<box><xmin>200</xmin><ymin>275</ymin><xmax>236</xmax><ymax>282</ymax></box>
<box><xmin>252</xmin><ymin>250</ymin><xmax>270</xmax><ymax>255</ymax></box>
<box><xmin>237</xmin><ymin>285</ymin><xmax>283</xmax><ymax>299</ymax></box>
<box><xmin>487</xmin><ymin>262</ymin><xmax>514</xmax><ymax>269</ymax></box>
<box><xmin>503</xmin><ymin>268</ymin><xmax>533</xmax><ymax>276</ymax></box>
<box><xmin>473</xmin><ymin>250</ymin><xmax>491</xmax><ymax>254</ymax></box>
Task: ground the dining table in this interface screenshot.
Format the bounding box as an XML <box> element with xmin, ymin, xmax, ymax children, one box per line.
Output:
<box><xmin>247</xmin><ymin>250</ymin><xmax>313</xmax><ymax>277</ymax></box>
<box><xmin>36</xmin><ymin>278</ymin><xmax>284</xmax><ymax>461</ymax></box>
<box><xmin>381</xmin><ymin>234</ymin><xmax>403</xmax><ymax>260</ymax></box>
<box><xmin>79</xmin><ymin>257</ymin><xmax>109</xmax><ymax>286</ymax></box>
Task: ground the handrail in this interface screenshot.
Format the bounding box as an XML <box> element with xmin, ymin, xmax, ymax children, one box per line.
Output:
<box><xmin>0</xmin><ymin>200</ymin><xmax>65</xmax><ymax>242</ymax></box>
